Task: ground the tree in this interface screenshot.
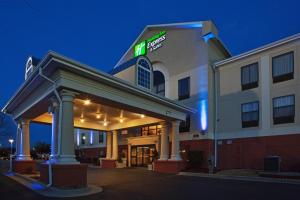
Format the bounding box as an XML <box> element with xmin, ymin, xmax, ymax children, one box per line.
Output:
<box><xmin>33</xmin><ymin>142</ymin><xmax>50</xmax><ymax>154</ymax></box>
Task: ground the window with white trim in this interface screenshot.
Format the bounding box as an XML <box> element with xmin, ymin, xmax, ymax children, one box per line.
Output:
<box><xmin>272</xmin><ymin>52</ymin><xmax>294</xmax><ymax>83</ymax></box>
<box><xmin>241</xmin><ymin>62</ymin><xmax>258</xmax><ymax>90</ymax></box>
<box><xmin>241</xmin><ymin>101</ymin><xmax>259</xmax><ymax>128</ymax></box>
<box><xmin>273</xmin><ymin>95</ymin><xmax>295</xmax><ymax>124</ymax></box>
<box><xmin>137</xmin><ymin>58</ymin><xmax>151</xmax><ymax>89</ymax></box>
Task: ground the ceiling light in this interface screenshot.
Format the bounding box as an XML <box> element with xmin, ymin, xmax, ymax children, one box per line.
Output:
<box><xmin>96</xmin><ymin>114</ymin><xmax>101</xmax><ymax>119</ymax></box>
<box><xmin>119</xmin><ymin>118</ymin><xmax>124</xmax><ymax>123</ymax></box>
<box><xmin>103</xmin><ymin>121</ymin><xmax>108</xmax><ymax>126</ymax></box>
<box><xmin>84</xmin><ymin>99</ymin><xmax>91</xmax><ymax>105</ymax></box>
<box><xmin>141</xmin><ymin>114</ymin><xmax>145</xmax><ymax>118</ymax></box>
<box><xmin>80</xmin><ymin>118</ymin><xmax>85</xmax><ymax>123</ymax></box>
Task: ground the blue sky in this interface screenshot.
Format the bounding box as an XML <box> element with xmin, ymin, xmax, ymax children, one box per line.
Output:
<box><xmin>0</xmin><ymin>0</ymin><xmax>299</xmax><ymax>147</ymax></box>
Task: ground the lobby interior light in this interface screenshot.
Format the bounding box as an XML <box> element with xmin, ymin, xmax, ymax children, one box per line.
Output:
<box><xmin>84</xmin><ymin>99</ymin><xmax>91</xmax><ymax>105</ymax></box>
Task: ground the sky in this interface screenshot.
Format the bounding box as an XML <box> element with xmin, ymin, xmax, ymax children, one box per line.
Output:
<box><xmin>0</xmin><ymin>0</ymin><xmax>300</xmax><ymax>147</ymax></box>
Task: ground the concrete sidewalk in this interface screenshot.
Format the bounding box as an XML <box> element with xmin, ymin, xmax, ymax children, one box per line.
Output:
<box><xmin>178</xmin><ymin>172</ymin><xmax>300</xmax><ymax>185</ymax></box>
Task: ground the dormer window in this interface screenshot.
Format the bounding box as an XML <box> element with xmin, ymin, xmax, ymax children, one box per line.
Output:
<box><xmin>136</xmin><ymin>57</ymin><xmax>152</xmax><ymax>90</ymax></box>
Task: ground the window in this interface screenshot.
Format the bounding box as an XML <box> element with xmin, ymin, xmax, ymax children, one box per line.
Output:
<box><xmin>99</xmin><ymin>132</ymin><xmax>104</xmax><ymax>143</ymax></box>
<box><xmin>241</xmin><ymin>62</ymin><xmax>258</xmax><ymax>90</ymax></box>
<box><xmin>141</xmin><ymin>124</ymin><xmax>162</xmax><ymax>136</ymax></box>
<box><xmin>81</xmin><ymin>133</ymin><xmax>86</xmax><ymax>145</ymax></box>
<box><xmin>153</xmin><ymin>71</ymin><xmax>165</xmax><ymax>96</ymax></box>
<box><xmin>137</xmin><ymin>58</ymin><xmax>151</xmax><ymax>89</ymax></box>
<box><xmin>273</xmin><ymin>95</ymin><xmax>295</xmax><ymax>124</ymax></box>
<box><xmin>179</xmin><ymin>114</ymin><xmax>190</xmax><ymax>132</ymax></box>
<box><xmin>241</xmin><ymin>101</ymin><xmax>259</xmax><ymax>128</ymax></box>
<box><xmin>272</xmin><ymin>52</ymin><xmax>294</xmax><ymax>83</ymax></box>
<box><xmin>178</xmin><ymin>77</ymin><xmax>190</xmax><ymax>100</ymax></box>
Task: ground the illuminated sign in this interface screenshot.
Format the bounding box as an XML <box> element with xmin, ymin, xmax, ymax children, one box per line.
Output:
<box><xmin>134</xmin><ymin>31</ymin><xmax>166</xmax><ymax>57</ymax></box>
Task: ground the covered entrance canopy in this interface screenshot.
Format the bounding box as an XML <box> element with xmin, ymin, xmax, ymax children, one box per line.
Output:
<box><xmin>2</xmin><ymin>51</ymin><xmax>195</xmax><ymax>187</ymax></box>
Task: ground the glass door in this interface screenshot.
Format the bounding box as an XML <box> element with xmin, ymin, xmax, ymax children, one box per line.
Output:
<box><xmin>131</xmin><ymin>145</ymin><xmax>156</xmax><ymax>167</ymax></box>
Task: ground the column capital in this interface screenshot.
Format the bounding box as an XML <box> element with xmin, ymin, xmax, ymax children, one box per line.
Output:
<box><xmin>159</xmin><ymin>121</ymin><xmax>169</xmax><ymax>127</ymax></box>
<box><xmin>171</xmin><ymin>120</ymin><xmax>181</xmax><ymax>127</ymax></box>
<box><xmin>20</xmin><ymin>118</ymin><xmax>30</xmax><ymax>126</ymax></box>
<box><xmin>60</xmin><ymin>90</ymin><xmax>78</xmax><ymax>102</ymax></box>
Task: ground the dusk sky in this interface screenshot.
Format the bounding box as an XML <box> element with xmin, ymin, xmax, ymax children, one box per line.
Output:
<box><xmin>0</xmin><ymin>0</ymin><xmax>299</xmax><ymax>147</ymax></box>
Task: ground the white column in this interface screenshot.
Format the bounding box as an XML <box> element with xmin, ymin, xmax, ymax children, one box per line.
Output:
<box><xmin>128</xmin><ymin>144</ymin><xmax>131</xmax><ymax>167</ymax></box>
<box><xmin>57</xmin><ymin>90</ymin><xmax>78</xmax><ymax>164</ymax></box>
<box><xmin>106</xmin><ymin>131</ymin><xmax>112</xmax><ymax>159</ymax></box>
<box><xmin>159</xmin><ymin>122</ymin><xmax>169</xmax><ymax>160</ymax></box>
<box><xmin>50</xmin><ymin>100</ymin><xmax>59</xmax><ymax>162</ymax></box>
<box><xmin>112</xmin><ymin>130</ymin><xmax>118</xmax><ymax>160</ymax></box>
<box><xmin>170</xmin><ymin>120</ymin><xmax>181</xmax><ymax>161</ymax></box>
<box><xmin>15</xmin><ymin>122</ymin><xmax>21</xmax><ymax>157</ymax></box>
<box><xmin>17</xmin><ymin>119</ymin><xmax>31</xmax><ymax>160</ymax></box>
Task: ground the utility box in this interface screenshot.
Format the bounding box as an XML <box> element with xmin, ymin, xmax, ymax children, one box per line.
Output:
<box><xmin>264</xmin><ymin>156</ymin><xmax>281</xmax><ymax>172</ymax></box>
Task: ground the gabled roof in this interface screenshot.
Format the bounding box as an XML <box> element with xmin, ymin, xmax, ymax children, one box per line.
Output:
<box><xmin>114</xmin><ymin>20</ymin><xmax>230</xmax><ymax>68</ymax></box>
<box><xmin>215</xmin><ymin>33</ymin><xmax>300</xmax><ymax>67</ymax></box>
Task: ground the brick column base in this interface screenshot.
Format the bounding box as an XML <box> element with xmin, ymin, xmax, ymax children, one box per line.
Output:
<box><xmin>40</xmin><ymin>163</ymin><xmax>88</xmax><ymax>188</ymax></box>
<box><xmin>101</xmin><ymin>159</ymin><xmax>116</xmax><ymax>168</ymax></box>
<box><xmin>154</xmin><ymin>160</ymin><xmax>187</xmax><ymax>174</ymax></box>
<box><xmin>12</xmin><ymin>160</ymin><xmax>36</xmax><ymax>174</ymax></box>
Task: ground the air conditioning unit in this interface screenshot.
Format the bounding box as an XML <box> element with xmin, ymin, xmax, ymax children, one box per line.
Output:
<box><xmin>25</xmin><ymin>56</ymin><xmax>40</xmax><ymax>80</ymax></box>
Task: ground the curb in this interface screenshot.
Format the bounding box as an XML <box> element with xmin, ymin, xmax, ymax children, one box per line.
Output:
<box><xmin>178</xmin><ymin>172</ymin><xmax>300</xmax><ymax>185</ymax></box>
<box><xmin>3</xmin><ymin>172</ymin><xmax>103</xmax><ymax>197</ymax></box>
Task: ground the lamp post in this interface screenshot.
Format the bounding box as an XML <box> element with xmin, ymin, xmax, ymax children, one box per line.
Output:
<box><xmin>8</xmin><ymin>139</ymin><xmax>14</xmax><ymax>173</ymax></box>
<box><xmin>8</xmin><ymin>139</ymin><xmax>14</xmax><ymax>155</ymax></box>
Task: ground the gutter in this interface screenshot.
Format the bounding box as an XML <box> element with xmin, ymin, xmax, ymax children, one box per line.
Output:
<box><xmin>38</xmin><ymin>67</ymin><xmax>62</xmax><ymax>187</ymax></box>
<box><xmin>212</xmin><ymin>64</ymin><xmax>219</xmax><ymax>169</ymax></box>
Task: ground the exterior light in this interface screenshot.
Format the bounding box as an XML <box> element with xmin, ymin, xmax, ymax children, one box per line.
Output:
<box><xmin>96</xmin><ymin>114</ymin><xmax>101</xmax><ymax>119</ymax></box>
<box><xmin>103</xmin><ymin>121</ymin><xmax>108</xmax><ymax>126</ymax></box>
<box><xmin>80</xmin><ymin>118</ymin><xmax>85</xmax><ymax>123</ymax></box>
<box><xmin>141</xmin><ymin>114</ymin><xmax>145</xmax><ymax>118</ymax></box>
<box><xmin>120</xmin><ymin>118</ymin><xmax>124</xmax><ymax>123</ymax></box>
<box><xmin>84</xmin><ymin>99</ymin><xmax>91</xmax><ymax>105</ymax></box>
<box><xmin>82</xmin><ymin>136</ymin><xmax>86</xmax><ymax>140</ymax></box>
<box><xmin>8</xmin><ymin>139</ymin><xmax>14</xmax><ymax>155</ymax></box>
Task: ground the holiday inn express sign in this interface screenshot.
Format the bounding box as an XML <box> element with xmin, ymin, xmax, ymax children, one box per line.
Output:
<box><xmin>134</xmin><ymin>31</ymin><xmax>166</xmax><ymax>57</ymax></box>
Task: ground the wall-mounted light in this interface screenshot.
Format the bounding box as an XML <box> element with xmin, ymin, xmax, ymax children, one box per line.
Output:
<box><xmin>84</xmin><ymin>99</ymin><xmax>91</xmax><ymax>105</ymax></box>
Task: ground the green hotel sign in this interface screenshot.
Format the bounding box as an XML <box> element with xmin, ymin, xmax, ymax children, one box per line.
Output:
<box><xmin>134</xmin><ymin>31</ymin><xmax>166</xmax><ymax>57</ymax></box>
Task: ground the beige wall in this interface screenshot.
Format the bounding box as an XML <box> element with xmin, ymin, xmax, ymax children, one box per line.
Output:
<box><xmin>113</xmin><ymin>23</ymin><xmax>229</xmax><ymax>141</ymax></box>
<box><xmin>217</xmin><ymin>39</ymin><xmax>300</xmax><ymax>139</ymax></box>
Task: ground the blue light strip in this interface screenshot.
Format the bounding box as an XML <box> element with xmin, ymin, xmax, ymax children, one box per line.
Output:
<box><xmin>76</xmin><ymin>129</ymin><xmax>80</xmax><ymax>146</ymax></box>
<box><xmin>90</xmin><ymin>130</ymin><xmax>93</xmax><ymax>145</ymax></box>
<box><xmin>202</xmin><ymin>32</ymin><xmax>216</xmax><ymax>43</ymax></box>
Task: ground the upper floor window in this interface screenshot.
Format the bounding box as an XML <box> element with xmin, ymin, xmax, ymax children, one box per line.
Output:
<box><xmin>179</xmin><ymin>114</ymin><xmax>190</xmax><ymax>133</ymax></box>
<box><xmin>272</xmin><ymin>52</ymin><xmax>294</xmax><ymax>83</ymax></box>
<box><xmin>241</xmin><ymin>101</ymin><xmax>259</xmax><ymax>128</ymax></box>
<box><xmin>137</xmin><ymin>58</ymin><xmax>151</xmax><ymax>89</ymax></box>
<box><xmin>241</xmin><ymin>62</ymin><xmax>258</xmax><ymax>90</ymax></box>
<box><xmin>273</xmin><ymin>95</ymin><xmax>295</xmax><ymax>124</ymax></box>
<box><xmin>153</xmin><ymin>71</ymin><xmax>165</xmax><ymax>96</ymax></box>
<box><xmin>178</xmin><ymin>77</ymin><xmax>190</xmax><ymax>100</ymax></box>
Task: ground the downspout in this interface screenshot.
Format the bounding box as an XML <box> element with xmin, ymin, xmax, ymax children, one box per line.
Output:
<box><xmin>38</xmin><ymin>67</ymin><xmax>63</xmax><ymax>187</ymax></box>
<box><xmin>212</xmin><ymin>64</ymin><xmax>218</xmax><ymax>169</ymax></box>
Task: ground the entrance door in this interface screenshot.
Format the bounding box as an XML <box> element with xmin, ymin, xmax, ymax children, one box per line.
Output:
<box><xmin>131</xmin><ymin>145</ymin><xmax>155</xmax><ymax>167</ymax></box>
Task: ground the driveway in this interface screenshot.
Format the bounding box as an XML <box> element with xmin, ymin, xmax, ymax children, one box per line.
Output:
<box><xmin>0</xmin><ymin>162</ymin><xmax>299</xmax><ymax>200</ymax></box>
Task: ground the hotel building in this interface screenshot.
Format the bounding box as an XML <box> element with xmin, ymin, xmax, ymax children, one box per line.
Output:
<box><xmin>2</xmin><ymin>20</ymin><xmax>300</xmax><ymax>187</ymax></box>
